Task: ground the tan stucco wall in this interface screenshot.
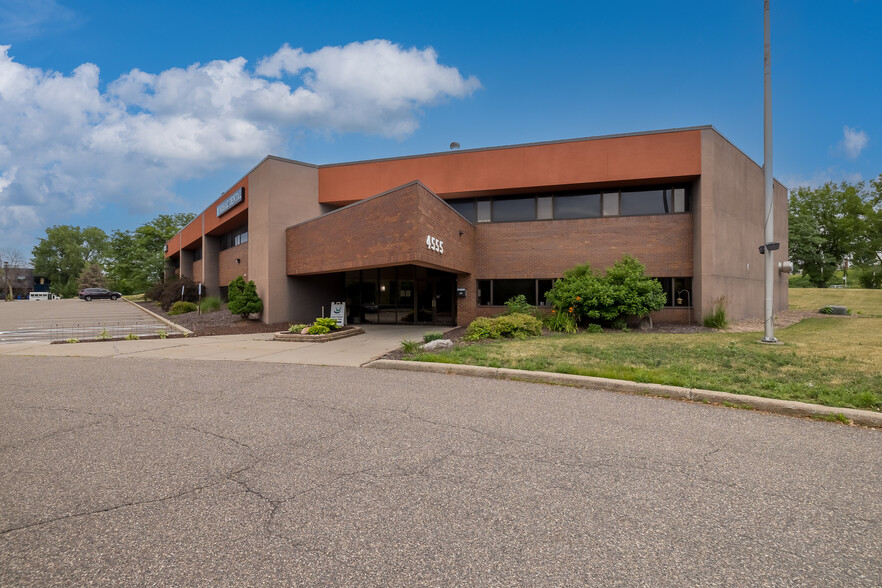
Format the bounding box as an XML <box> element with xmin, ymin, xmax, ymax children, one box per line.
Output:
<box><xmin>247</xmin><ymin>158</ymin><xmax>324</xmax><ymax>324</ymax></box>
<box><xmin>697</xmin><ymin>129</ymin><xmax>788</xmax><ymax>321</ymax></box>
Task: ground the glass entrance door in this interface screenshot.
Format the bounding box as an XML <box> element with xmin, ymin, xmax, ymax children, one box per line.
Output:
<box><xmin>433</xmin><ymin>278</ymin><xmax>454</xmax><ymax>325</ymax></box>
<box><xmin>345</xmin><ymin>266</ymin><xmax>455</xmax><ymax>325</ymax></box>
<box><xmin>415</xmin><ymin>278</ymin><xmax>455</xmax><ymax>325</ymax></box>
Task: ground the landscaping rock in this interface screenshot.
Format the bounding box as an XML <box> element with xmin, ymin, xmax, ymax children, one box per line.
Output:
<box><xmin>821</xmin><ymin>305</ymin><xmax>849</xmax><ymax>315</ymax></box>
<box><xmin>422</xmin><ymin>339</ymin><xmax>453</xmax><ymax>351</ymax></box>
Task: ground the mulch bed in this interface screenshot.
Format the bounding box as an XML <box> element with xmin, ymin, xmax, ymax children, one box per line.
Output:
<box><xmin>136</xmin><ymin>301</ymin><xmax>288</xmax><ymax>336</ymax></box>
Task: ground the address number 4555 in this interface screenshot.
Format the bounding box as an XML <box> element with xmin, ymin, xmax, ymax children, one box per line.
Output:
<box><xmin>426</xmin><ymin>235</ymin><xmax>444</xmax><ymax>254</ymax></box>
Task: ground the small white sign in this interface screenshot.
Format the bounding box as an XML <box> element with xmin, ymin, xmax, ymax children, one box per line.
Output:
<box><xmin>426</xmin><ymin>235</ymin><xmax>444</xmax><ymax>254</ymax></box>
<box><xmin>330</xmin><ymin>301</ymin><xmax>346</xmax><ymax>327</ymax></box>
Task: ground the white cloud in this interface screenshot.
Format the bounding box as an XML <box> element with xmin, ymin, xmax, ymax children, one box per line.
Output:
<box><xmin>838</xmin><ymin>125</ymin><xmax>869</xmax><ymax>159</ymax></box>
<box><xmin>0</xmin><ymin>41</ymin><xmax>480</xmax><ymax>250</ymax></box>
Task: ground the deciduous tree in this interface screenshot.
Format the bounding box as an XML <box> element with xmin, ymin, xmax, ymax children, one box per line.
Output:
<box><xmin>106</xmin><ymin>213</ymin><xmax>196</xmax><ymax>294</ymax></box>
<box><xmin>32</xmin><ymin>226</ymin><xmax>108</xmax><ymax>298</ymax></box>
<box><xmin>0</xmin><ymin>248</ymin><xmax>27</xmax><ymax>301</ymax></box>
<box><xmin>788</xmin><ymin>179</ymin><xmax>874</xmax><ymax>287</ymax></box>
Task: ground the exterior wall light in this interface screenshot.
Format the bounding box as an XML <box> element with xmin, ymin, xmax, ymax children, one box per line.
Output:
<box><xmin>235</xmin><ymin>258</ymin><xmax>240</xmax><ymax>264</ymax></box>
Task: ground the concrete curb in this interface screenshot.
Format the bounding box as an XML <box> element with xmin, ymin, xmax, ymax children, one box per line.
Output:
<box><xmin>122</xmin><ymin>298</ymin><xmax>192</xmax><ymax>336</ymax></box>
<box><xmin>365</xmin><ymin>359</ymin><xmax>882</xmax><ymax>428</ymax></box>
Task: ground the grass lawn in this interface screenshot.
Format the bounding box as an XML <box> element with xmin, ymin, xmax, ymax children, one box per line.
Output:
<box><xmin>412</xmin><ymin>288</ymin><xmax>882</xmax><ymax>412</ymax></box>
<box><xmin>788</xmin><ymin>287</ymin><xmax>882</xmax><ymax>317</ymax></box>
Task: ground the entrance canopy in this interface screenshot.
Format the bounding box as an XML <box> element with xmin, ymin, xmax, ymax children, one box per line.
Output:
<box><xmin>286</xmin><ymin>181</ymin><xmax>475</xmax><ymax>276</ymax></box>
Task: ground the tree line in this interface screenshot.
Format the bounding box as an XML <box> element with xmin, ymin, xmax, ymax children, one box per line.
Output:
<box><xmin>788</xmin><ymin>175</ymin><xmax>881</xmax><ymax>288</ymax></box>
<box><xmin>28</xmin><ymin>213</ymin><xmax>196</xmax><ymax>298</ymax></box>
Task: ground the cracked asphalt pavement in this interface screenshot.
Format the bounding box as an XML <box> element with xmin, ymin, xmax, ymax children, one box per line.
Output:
<box><xmin>1</xmin><ymin>356</ymin><xmax>880</xmax><ymax>586</ymax></box>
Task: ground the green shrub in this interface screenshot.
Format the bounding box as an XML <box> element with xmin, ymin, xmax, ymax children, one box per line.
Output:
<box><xmin>125</xmin><ymin>333</ymin><xmax>140</xmax><ymax>340</ymax></box>
<box><xmin>503</xmin><ymin>294</ymin><xmax>534</xmax><ymax>316</ymax></box>
<box><xmin>145</xmin><ymin>281</ymin><xmax>165</xmax><ymax>302</ymax></box>
<box><xmin>401</xmin><ymin>339</ymin><xmax>421</xmax><ymax>354</ymax></box>
<box><xmin>423</xmin><ymin>332</ymin><xmax>444</xmax><ymax>343</ymax></box>
<box><xmin>853</xmin><ymin>266</ymin><xmax>881</xmax><ymax>289</ymax></box>
<box><xmin>586</xmin><ymin>323</ymin><xmax>603</xmax><ymax>334</ymax></box>
<box><xmin>288</xmin><ymin>323</ymin><xmax>308</xmax><ymax>333</ymax></box>
<box><xmin>703</xmin><ymin>296</ymin><xmax>730</xmax><ymax>329</ymax></box>
<box><xmin>145</xmin><ymin>277</ymin><xmax>201</xmax><ymax>311</ymax></box>
<box><xmin>97</xmin><ymin>328</ymin><xmax>111</xmax><ymax>341</ymax></box>
<box><xmin>200</xmin><ymin>296</ymin><xmax>222</xmax><ymax>313</ymax></box>
<box><xmin>307</xmin><ymin>324</ymin><xmax>331</xmax><ymax>335</ymax></box>
<box><xmin>228</xmin><ymin>276</ymin><xmax>263</xmax><ymax>319</ymax></box>
<box><xmin>545</xmin><ymin>255</ymin><xmax>666</xmax><ymax>325</ymax></box>
<box><xmin>158</xmin><ymin>329</ymin><xmax>167</xmax><ymax>339</ymax></box>
<box><xmin>313</xmin><ymin>317</ymin><xmax>340</xmax><ymax>330</ymax></box>
<box><xmin>464</xmin><ymin>312</ymin><xmax>543</xmax><ymax>340</ymax></box>
<box><xmin>543</xmin><ymin>310</ymin><xmax>578</xmax><ymax>333</ymax></box>
<box><xmin>169</xmin><ymin>300</ymin><xmax>198</xmax><ymax>315</ymax></box>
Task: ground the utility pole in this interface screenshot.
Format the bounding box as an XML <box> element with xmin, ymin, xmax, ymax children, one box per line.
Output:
<box><xmin>761</xmin><ymin>0</ymin><xmax>777</xmax><ymax>343</ymax></box>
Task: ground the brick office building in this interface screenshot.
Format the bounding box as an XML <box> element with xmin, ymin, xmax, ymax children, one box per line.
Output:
<box><xmin>164</xmin><ymin>126</ymin><xmax>789</xmax><ymax>327</ymax></box>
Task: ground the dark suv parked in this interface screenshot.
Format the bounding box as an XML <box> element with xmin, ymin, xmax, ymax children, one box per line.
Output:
<box><xmin>79</xmin><ymin>288</ymin><xmax>122</xmax><ymax>301</ymax></box>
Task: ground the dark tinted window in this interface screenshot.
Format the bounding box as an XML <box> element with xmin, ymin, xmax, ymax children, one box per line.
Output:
<box><xmin>492</xmin><ymin>197</ymin><xmax>536</xmax><ymax>222</ymax></box>
<box><xmin>554</xmin><ymin>193</ymin><xmax>601</xmax><ymax>219</ymax></box>
<box><xmin>448</xmin><ymin>199</ymin><xmax>476</xmax><ymax>223</ymax></box>
<box><xmin>620</xmin><ymin>189</ymin><xmax>668</xmax><ymax>215</ymax></box>
<box><xmin>673</xmin><ymin>277</ymin><xmax>693</xmax><ymax>306</ymax></box>
<box><xmin>492</xmin><ymin>279</ymin><xmax>536</xmax><ymax>305</ymax></box>
<box><xmin>477</xmin><ymin>280</ymin><xmax>491</xmax><ymax>305</ymax></box>
<box><xmin>537</xmin><ymin>279</ymin><xmax>554</xmax><ymax>306</ymax></box>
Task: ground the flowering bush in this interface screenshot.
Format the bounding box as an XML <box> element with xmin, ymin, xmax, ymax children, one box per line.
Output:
<box><xmin>545</xmin><ymin>255</ymin><xmax>666</xmax><ymax>328</ymax></box>
<box><xmin>542</xmin><ymin>310</ymin><xmax>577</xmax><ymax>333</ymax></box>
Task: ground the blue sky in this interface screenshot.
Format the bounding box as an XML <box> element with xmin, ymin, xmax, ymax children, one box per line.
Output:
<box><xmin>1</xmin><ymin>0</ymin><xmax>879</xmax><ymax>257</ymax></box>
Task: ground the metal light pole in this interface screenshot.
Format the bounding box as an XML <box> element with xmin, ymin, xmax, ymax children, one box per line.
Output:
<box><xmin>761</xmin><ymin>0</ymin><xmax>777</xmax><ymax>343</ymax></box>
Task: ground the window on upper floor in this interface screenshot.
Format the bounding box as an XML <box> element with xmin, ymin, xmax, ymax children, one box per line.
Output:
<box><xmin>445</xmin><ymin>184</ymin><xmax>690</xmax><ymax>225</ymax></box>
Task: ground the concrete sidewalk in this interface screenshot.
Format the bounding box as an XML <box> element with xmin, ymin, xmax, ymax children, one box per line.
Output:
<box><xmin>0</xmin><ymin>324</ymin><xmax>437</xmax><ymax>367</ymax></box>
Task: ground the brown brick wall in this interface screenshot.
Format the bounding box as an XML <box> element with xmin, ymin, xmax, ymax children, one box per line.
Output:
<box><xmin>473</xmin><ymin>214</ymin><xmax>693</xmax><ymax>279</ymax></box>
<box><xmin>219</xmin><ymin>243</ymin><xmax>248</xmax><ymax>286</ymax></box>
<box><xmin>451</xmin><ymin>215</ymin><xmax>691</xmax><ymax>326</ymax></box>
<box><xmin>193</xmin><ymin>259</ymin><xmax>203</xmax><ymax>283</ymax></box>
<box><xmin>287</xmin><ymin>182</ymin><xmax>474</xmax><ymax>276</ymax></box>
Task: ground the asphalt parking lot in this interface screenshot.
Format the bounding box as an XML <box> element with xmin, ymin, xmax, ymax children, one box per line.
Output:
<box><xmin>0</xmin><ymin>298</ymin><xmax>171</xmax><ymax>343</ymax></box>
<box><xmin>1</xmin><ymin>356</ymin><xmax>879</xmax><ymax>586</ymax></box>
